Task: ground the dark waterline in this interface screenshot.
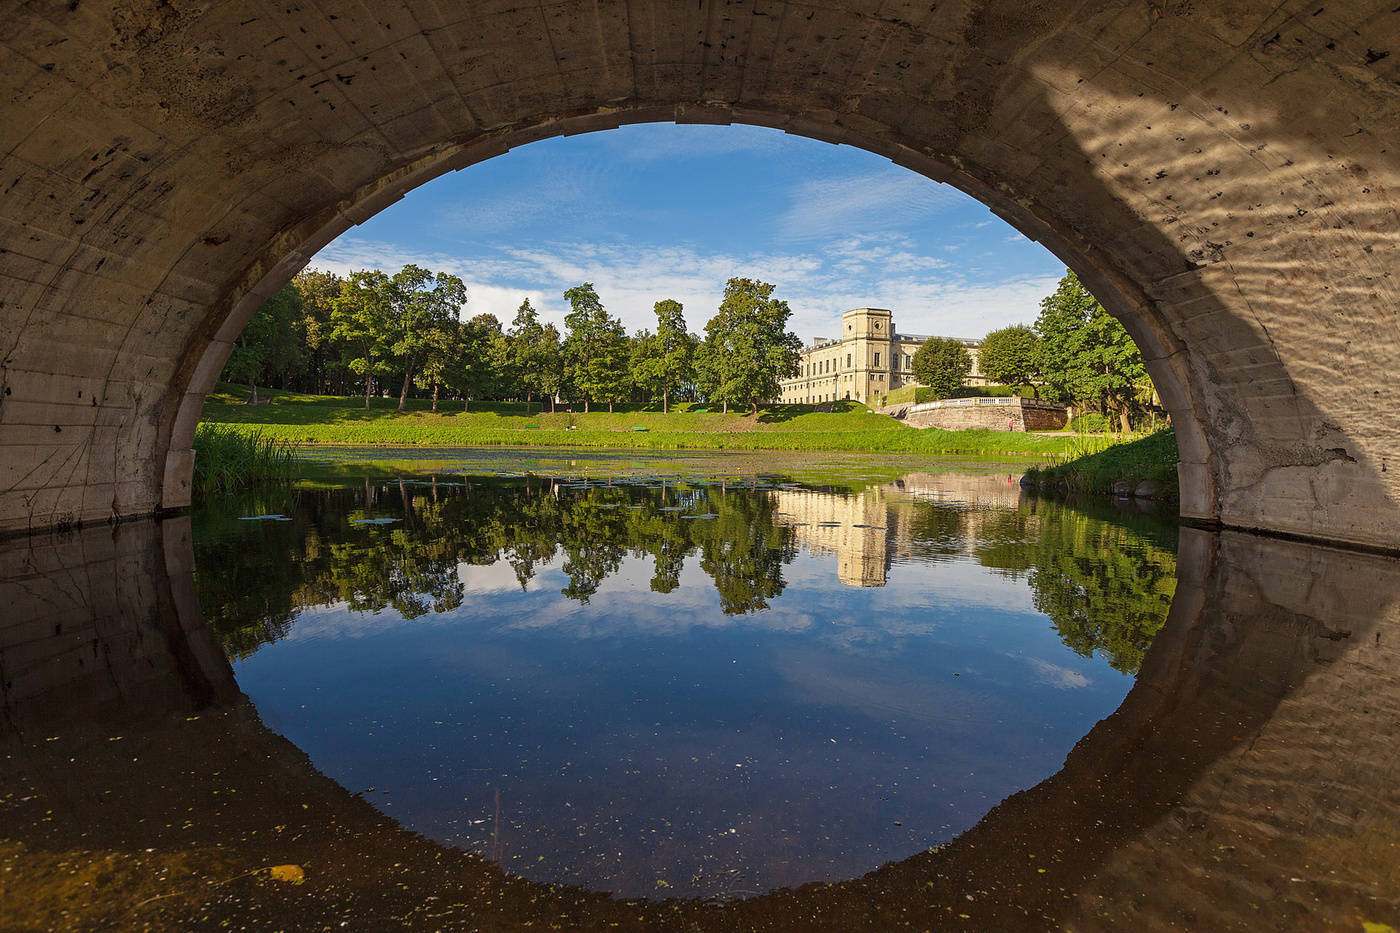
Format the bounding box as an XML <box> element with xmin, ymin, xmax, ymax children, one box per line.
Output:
<box><xmin>190</xmin><ymin>459</ymin><xmax>1176</xmax><ymax>899</ymax></box>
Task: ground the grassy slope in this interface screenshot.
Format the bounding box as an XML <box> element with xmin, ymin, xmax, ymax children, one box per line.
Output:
<box><xmin>202</xmin><ymin>385</ymin><xmax>1079</xmax><ymax>456</ymax></box>
<box><xmin>1024</xmin><ymin>429</ymin><xmax>1180</xmax><ymax>498</ymax></box>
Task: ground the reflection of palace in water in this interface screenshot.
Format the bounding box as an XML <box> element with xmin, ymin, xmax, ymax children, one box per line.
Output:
<box><xmin>771</xmin><ymin>472</ymin><xmax>1025</xmax><ymax>587</ymax></box>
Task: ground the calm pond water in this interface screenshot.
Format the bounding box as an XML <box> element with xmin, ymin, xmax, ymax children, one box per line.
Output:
<box><xmin>190</xmin><ymin>453</ymin><xmax>1176</xmax><ymax>900</ymax></box>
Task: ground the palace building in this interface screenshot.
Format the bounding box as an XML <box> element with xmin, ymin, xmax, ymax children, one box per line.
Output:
<box><xmin>777</xmin><ymin>308</ymin><xmax>985</xmax><ymax>405</ymax></box>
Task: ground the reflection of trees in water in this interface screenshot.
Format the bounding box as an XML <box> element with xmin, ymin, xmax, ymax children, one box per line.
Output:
<box><xmin>194</xmin><ymin>479</ymin><xmax>1175</xmax><ymax>673</ymax></box>
<box><xmin>971</xmin><ymin>500</ymin><xmax>1176</xmax><ymax>674</ymax></box>
<box><xmin>193</xmin><ymin>479</ymin><xmax>801</xmax><ymax>656</ymax></box>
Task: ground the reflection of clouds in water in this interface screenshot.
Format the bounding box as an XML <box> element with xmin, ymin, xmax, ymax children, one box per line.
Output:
<box><xmin>773</xmin><ymin>646</ymin><xmax>1006</xmax><ymax>729</ymax></box>
<box><xmin>456</xmin><ymin>553</ymin><xmax>562</xmax><ymax>593</ymax></box>
<box><xmin>782</xmin><ymin>552</ymin><xmax>1036</xmax><ymax>620</ymax></box>
<box><xmin>1027</xmin><ymin>657</ymin><xmax>1091</xmax><ymax>689</ymax></box>
<box><xmin>280</xmin><ymin>549</ymin><xmax>1044</xmax><ymax>650</ymax></box>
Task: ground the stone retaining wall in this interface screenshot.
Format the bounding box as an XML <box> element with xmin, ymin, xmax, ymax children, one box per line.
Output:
<box><xmin>895</xmin><ymin>398</ymin><xmax>1069</xmax><ymax>432</ymax></box>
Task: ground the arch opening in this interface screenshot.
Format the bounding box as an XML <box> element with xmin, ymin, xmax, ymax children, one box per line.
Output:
<box><xmin>1</xmin><ymin>1</ymin><xmax>1395</xmax><ymax>550</ymax></box>
<box><xmin>167</xmin><ymin>111</ymin><xmax>1212</xmax><ymax>520</ymax></box>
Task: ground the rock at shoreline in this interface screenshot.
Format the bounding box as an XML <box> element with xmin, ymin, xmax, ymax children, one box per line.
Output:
<box><xmin>1134</xmin><ymin>479</ymin><xmax>1160</xmax><ymax>499</ymax></box>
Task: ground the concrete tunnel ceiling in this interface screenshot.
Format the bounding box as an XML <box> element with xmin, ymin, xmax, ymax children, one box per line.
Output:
<box><xmin>0</xmin><ymin>1</ymin><xmax>1397</xmax><ymax>549</ymax></box>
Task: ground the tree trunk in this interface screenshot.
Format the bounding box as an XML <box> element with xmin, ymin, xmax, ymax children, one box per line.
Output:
<box><xmin>550</xmin><ymin>396</ymin><xmax>556</xmax><ymax>413</ymax></box>
<box><xmin>525</xmin><ymin>394</ymin><xmax>533</xmax><ymax>416</ymax></box>
<box><xmin>722</xmin><ymin>399</ymin><xmax>728</xmax><ymax>414</ymax></box>
<box><xmin>1119</xmin><ymin>407</ymin><xmax>1132</xmax><ymax>434</ymax></box>
<box><xmin>608</xmin><ymin>400</ymin><xmax>614</xmax><ymax>413</ymax></box>
<box><xmin>751</xmin><ymin>401</ymin><xmax>758</xmax><ymax>415</ymax></box>
<box><xmin>365</xmin><ymin>376</ymin><xmax>372</xmax><ymax>410</ymax></box>
<box><xmin>431</xmin><ymin>383</ymin><xmax>439</xmax><ymax>413</ymax></box>
<box><xmin>463</xmin><ymin>397</ymin><xmax>471</xmax><ymax>412</ymax></box>
<box><xmin>584</xmin><ymin>397</ymin><xmax>590</xmax><ymax>414</ymax></box>
<box><xmin>663</xmin><ymin>388</ymin><xmax>669</xmax><ymax>414</ymax></box>
<box><xmin>247</xmin><ymin>382</ymin><xmax>259</xmax><ymax>405</ymax></box>
<box><xmin>397</xmin><ymin>367</ymin><xmax>412</xmax><ymax>412</ymax></box>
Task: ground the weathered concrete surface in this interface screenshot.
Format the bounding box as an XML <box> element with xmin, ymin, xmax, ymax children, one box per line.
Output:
<box><xmin>0</xmin><ymin>2</ymin><xmax>1397</xmax><ymax>548</ymax></box>
<box><xmin>4</xmin><ymin>521</ymin><xmax>1400</xmax><ymax>929</ymax></box>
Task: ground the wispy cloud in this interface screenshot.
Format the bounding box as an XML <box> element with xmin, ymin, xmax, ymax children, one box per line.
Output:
<box><xmin>311</xmin><ymin>235</ymin><xmax>1051</xmax><ymax>339</ymax></box>
<box><xmin>1027</xmin><ymin>658</ymin><xmax>1090</xmax><ymax>689</ymax></box>
<box><xmin>779</xmin><ymin>170</ymin><xmax>965</xmax><ymax>240</ymax></box>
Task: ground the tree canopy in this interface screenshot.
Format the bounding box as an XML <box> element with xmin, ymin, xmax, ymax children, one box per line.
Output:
<box><xmin>977</xmin><ymin>324</ymin><xmax>1040</xmax><ymax>391</ymax></box>
<box><xmin>1033</xmin><ymin>270</ymin><xmax>1147</xmax><ymax>432</ymax></box>
<box><xmin>694</xmin><ymin>278</ymin><xmax>802</xmax><ymax>414</ymax></box>
<box><xmin>911</xmin><ymin>337</ymin><xmax>973</xmax><ymax>400</ymax></box>
<box><xmin>562</xmin><ymin>283</ymin><xmax>631</xmax><ymax>412</ymax></box>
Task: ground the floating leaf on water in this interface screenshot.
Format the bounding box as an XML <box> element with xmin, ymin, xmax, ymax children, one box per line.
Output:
<box><xmin>268</xmin><ymin>864</ymin><xmax>305</xmax><ymax>884</ymax></box>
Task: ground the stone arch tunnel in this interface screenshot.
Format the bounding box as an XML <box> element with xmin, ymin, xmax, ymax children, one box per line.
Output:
<box><xmin>0</xmin><ymin>1</ymin><xmax>1397</xmax><ymax>549</ymax></box>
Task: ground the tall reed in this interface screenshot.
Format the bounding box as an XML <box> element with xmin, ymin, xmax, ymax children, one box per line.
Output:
<box><xmin>192</xmin><ymin>424</ymin><xmax>298</xmax><ymax>497</ymax></box>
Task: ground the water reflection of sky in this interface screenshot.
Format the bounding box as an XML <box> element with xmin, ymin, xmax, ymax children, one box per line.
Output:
<box><xmin>229</xmin><ymin>493</ymin><xmax>1152</xmax><ymax>900</ymax></box>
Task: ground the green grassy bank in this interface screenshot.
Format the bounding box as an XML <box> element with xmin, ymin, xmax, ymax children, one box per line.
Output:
<box><xmin>1023</xmin><ymin>429</ymin><xmax>1180</xmax><ymax>499</ymax></box>
<box><xmin>201</xmin><ymin>385</ymin><xmax>1082</xmax><ymax>457</ymax></box>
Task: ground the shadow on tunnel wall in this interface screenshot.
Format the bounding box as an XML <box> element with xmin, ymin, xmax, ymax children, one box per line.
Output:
<box><xmin>3</xmin><ymin>512</ymin><xmax>1399</xmax><ymax>930</ymax></box>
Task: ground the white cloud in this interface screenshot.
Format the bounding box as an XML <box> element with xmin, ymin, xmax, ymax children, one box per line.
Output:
<box><xmin>310</xmin><ymin>230</ymin><xmax>1051</xmax><ymax>340</ymax></box>
<box><xmin>1026</xmin><ymin>657</ymin><xmax>1091</xmax><ymax>689</ymax></box>
<box><xmin>779</xmin><ymin>170</ymin><xmax>964</xmax><ymax>240</ymax></box>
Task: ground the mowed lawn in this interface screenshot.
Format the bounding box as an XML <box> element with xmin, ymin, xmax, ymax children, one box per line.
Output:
<box><xmin>201</xmin><ymin>385</ymin><xmax>1078</xmax><ymax>456</ymax></box>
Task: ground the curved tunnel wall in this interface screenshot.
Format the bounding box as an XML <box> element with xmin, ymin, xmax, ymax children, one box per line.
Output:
<box><xmin>0</xmin><ymin>1</ymin><xmax>1396</xmax><ymax>548</ymax></box>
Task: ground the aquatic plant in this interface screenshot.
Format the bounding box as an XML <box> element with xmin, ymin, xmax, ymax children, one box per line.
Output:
<box><xmin>192</xmin><ymin>423</ymin><xmax>299</xmax><ymax>497</ymax></box>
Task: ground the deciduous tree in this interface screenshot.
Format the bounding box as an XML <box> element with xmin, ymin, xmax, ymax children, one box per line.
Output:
<box><xmin>453</xmin><ymin>313</ymin><xmax>507</xmax><ymax>410</ymax></box>
<box><xmin>696</xmin><ymin>278</ymin><xmax>802</xmax><ymax>415</ymax></box>
<box><xmin>506</xmin><ymin>298</ymin><xmax>555</xmax><ymax>414</ymax></box>
<box><xmin>562</xmin><ymin>283</ymin><xmax>629</xmax><ymax>413</ymax></box>
<box><xmin>386</xmin><ymin>265</ymin><xmax>468</xmax><ymax>412</ymax></box>
<box><xmin>329</xmin><ymin>270</ymin><xmax>395</xmax><ymax>409</ymax></box>
<box><xmin>222</xmin><ymin>282</ymin><xmax>302</xmax><ymax>404</ymax></box>
<box><xmin>911</xmin><ymin>337</ymin><xmax>973</xmax><ymax>400</ymax></box>
<box><xmin>977</xmin><ymin>324</ymin><xmax>1040</xmax><ymax>393</ymax></box>
<box><xmin>1033</xmin><ymin>270</ymin><xmax>1148</xmax><ymax>432</ymax></box>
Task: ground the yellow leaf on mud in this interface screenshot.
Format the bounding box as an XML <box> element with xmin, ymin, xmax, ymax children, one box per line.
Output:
<box><xmin>268</xmin><ymin>864</ymin><xmax>305</xmax><ymax>884</ymax></box>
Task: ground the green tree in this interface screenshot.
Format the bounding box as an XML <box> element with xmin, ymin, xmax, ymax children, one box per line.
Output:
<box><xmin>629</xmin><ymin>328</ymin><xmax>664</xmax><ymax>406</ymax></box>
<box><xmin>978</xmin><ymin>324</ymin><xmax>1040</xmax><ymax>392</ymax></box>
<box><xmin>696</xmin><ymin>278</ymin><xmax>802</xmax><ymax>414</ymax></box>
<box><xmin>911</xmin><ymin>337</ymin><xmax>973</xmax><ymax>400</ymax></box>
<box><xmin>1033</xmin><ymin>270</ymin><xmax>1148</xmax><ymax>432</ymax></box>
<box><xmin>506</xmin><ymin>298</ymin><xmax>556</xmax><ymax>414</ymax></box>
<box><xmin>291</xmin><ymin>269</ymin><xmax>345</xmax><ymax>394</ymax></box>
<box><xmin>453</xmin><ymin>313</ymin><xmax>506</xmax><ymax>410</ymax></box>
<box><xmin>650</xmin><ymin>299</ymin><xmax>694</xmax><ymax>413</ymax></box>
<box><xmin>536</xmin><ymin>323</ymin><xmax>564</xmax><ymax>412</ymax></box>
<box><xmin>415</xmin><ymin>314</ymin><xmax>461</xmax><ymax>413</ymax></box>
<box><xmin>386</xmin><ymin>265</ymin><xmax>468</xmax><ymax>412</ymax></box>
<box><xmin>222</xmin><ymin>282</ymin><xmax>302</xmax><ymax>404</ymax></box>
<box><xmin>562</xmin><ymin>283</ymin><xmax>629</xmax><ymax>413</ymax></box>
<box><xmin>329</xmin><ymin>270</ymin><xmax>395</xmax><ymax>409</ymax></box>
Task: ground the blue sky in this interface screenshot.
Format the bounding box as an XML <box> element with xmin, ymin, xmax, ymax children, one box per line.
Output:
<box><xmin>312</xmin><ymin>123</ymin><xmax>1066</xmax><ymax>341</ymax></box>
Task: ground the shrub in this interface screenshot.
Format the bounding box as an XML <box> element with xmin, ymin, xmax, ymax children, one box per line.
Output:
<box><xmin>1069</xmin><ymin>412</ymin><xmax>1113</xmax><ymax>434</ymax></box>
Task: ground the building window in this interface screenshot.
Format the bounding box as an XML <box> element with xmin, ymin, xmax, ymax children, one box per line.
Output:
<box><xmin>846</xmin><ymin>353</ymin><xmax>852</xmax><ymax>368</ymax></box>
<box><xmin>874</xmin><ymin>352</ymin><xmax>881</xmax><ymax>367</ymax></box>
